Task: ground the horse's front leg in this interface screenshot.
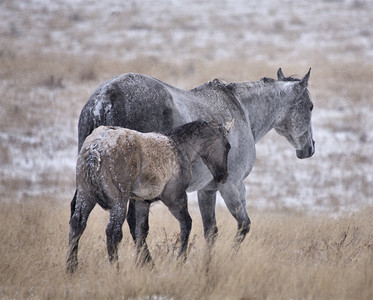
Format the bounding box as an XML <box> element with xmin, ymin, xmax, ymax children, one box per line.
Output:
<box><xmin>163</xmin><ymin>192</ymin><xmax>192</xmax><ymax>259</ymax></box>
<box><xmin>134</xmin><ymin>200</ymin><xmax>153</xmax><ymax>266</ymax></box>
<box><xmin>219</xmin><ymin>181</ymin><xmax>251</xmax><ymax>247</ymax></box>
<box><xmin>197</xmin><ymin>189</ymin><xmax>218</xmax><ymax>246</ymax></box>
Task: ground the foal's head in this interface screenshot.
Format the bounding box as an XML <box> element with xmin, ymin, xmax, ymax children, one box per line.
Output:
<box><xmin>197</xmin><ymin>120</ymin><xmax>233</xmax><ymax>184</ymax></box>
<box><xmin>274</xmin><ymin>68</ymin><xmax>315</xmax><ymax>159</ymax></box>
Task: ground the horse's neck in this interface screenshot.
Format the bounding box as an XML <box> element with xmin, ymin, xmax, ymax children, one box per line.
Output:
<box><xmin>233</xmin><ymin>82</ymin><xmax>284</xmax><ymax>143</ymax></box>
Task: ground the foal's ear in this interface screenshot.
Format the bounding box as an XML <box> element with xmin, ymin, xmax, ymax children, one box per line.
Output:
<box><xmin>277</xmin><ymin>68</ymin><xmax>286</xmax><ymax>81</ymax></box>
<box><xmin>223</xmin><ymin>119</ymin><xmax>235</xmax><ymax>133</ymax></box>
<box><xmin>209</xmin><ymin>118</ymin><xmax>219</xmax><ymax>126</ymax></box>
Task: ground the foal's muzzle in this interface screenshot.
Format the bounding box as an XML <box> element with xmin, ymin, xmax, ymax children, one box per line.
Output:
<box><xmin>214</xmin><ymin>171</ymin><xmax>229</xmax><ymax>184</ymax></box>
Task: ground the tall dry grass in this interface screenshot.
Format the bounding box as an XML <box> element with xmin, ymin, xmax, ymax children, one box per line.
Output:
<box><xmin>1</xmin><ymin>200</ymin><xmax>372</xmax><ymax>299</ymax></box>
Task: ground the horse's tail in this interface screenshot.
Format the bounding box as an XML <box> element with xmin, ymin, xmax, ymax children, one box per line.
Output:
<box><xmin>78</xmin><ymin>106</ymin><xmax>95</xmax><ymax>153</ymax></box>
<box><xmin>70</xmin><ymin>190</ymin><xmax>77</xmax><ymax>219</ymax></box>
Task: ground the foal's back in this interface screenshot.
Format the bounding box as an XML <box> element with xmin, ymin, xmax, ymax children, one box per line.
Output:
<box><xmin>77</xmin><ymin>126</ymin><xmax>177</xmax><ymax>202</ymax></box>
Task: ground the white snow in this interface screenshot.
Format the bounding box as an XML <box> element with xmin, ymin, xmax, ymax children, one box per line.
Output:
<box><xmin>1</xmin><ymin>0</ymin><xmax>372</xmax><ymax>213</ymax></box>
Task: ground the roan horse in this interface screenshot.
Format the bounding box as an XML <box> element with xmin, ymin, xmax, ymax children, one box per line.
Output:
<box><xmin>67</xmin><ymin>120</ymin><xmax>233</xmax><ymax>272</ymax></box>
<box><xmin>73</xmin><ymin>68</ymin><xmax>315</xmax><ymax>253</ymax></box>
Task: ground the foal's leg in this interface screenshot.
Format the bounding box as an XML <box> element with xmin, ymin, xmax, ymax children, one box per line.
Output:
<box><xmin>163</xmin><ymin>193</ymin><xmax>192</xmax><ymax>259</ymax></box>
<box><xmin>106</xmin><ymin>201</ymin><xmax>127</xmax><ymax>263</ymax></box>
<box><xmin>219</xmin><ymin>181</ymin><xmax>251</xmax><ymax>247</ymax></box>
<box><xmin>134</xmin><ymin>200</ymin><xmax>153</xmax><ymax>266</ymax></box>
<box><xmin>197</xmin><ymin>189</ymin><xmax>218</xmax><ymax>246</ymax></box>
<box><xmin>67</xmin><ymin>191</ymin><xmax>95</xmax><ymax>273</ymax></box>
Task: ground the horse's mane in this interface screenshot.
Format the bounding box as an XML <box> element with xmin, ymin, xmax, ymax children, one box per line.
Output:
<box><xmin>211</xmin><ymin>79</ymin><xmax>247</xmax><ymax>118</ymax></box>
<box><xmin>260</xmin><ymin>75</ymin><xmax>301</xmax><ymax>83</ymax></box>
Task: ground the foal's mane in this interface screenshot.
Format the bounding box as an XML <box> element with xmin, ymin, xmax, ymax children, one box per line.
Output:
<box><xmin>166</xmin><ymin>121</ymin><xmax>210</xmax><ymax>146</ymax></box>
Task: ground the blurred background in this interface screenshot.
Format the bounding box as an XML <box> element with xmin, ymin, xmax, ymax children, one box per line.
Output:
<box><xmin>1</xmin><ymin>0</ymin><xmax>372</xmax><ymax>212</ymax></box>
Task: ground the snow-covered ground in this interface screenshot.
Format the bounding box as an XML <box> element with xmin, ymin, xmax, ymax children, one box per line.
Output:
<box><xmin>0</xmin><ymin>0</ymin><xmax>372</xmax><ymax>213</ymax></box>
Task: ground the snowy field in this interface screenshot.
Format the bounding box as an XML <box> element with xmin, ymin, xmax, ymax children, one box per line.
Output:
<box><xmin>0</xmin><ymin>0</ymin><xmax>372</xmax><ymax>213</ymax></box>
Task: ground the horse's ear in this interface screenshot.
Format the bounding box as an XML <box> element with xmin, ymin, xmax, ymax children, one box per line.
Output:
<box><xmin>292</xmin><ymin>68</ymin><xmax>311</xmax><ymax>97</ymax></box>
<box><xmin>277</xmin><ymin>68</ymin><xmax>286</xmax><ymax>81</ymax></box>
<box><xmin>299</xmin><ymin>68</ymin><xmax>311</xmax><ymax>89</ymax></box>
<box><xmin>223</xmin><ymin>119</ymin><xmax>235</xmax><ymax>133</ymax></box>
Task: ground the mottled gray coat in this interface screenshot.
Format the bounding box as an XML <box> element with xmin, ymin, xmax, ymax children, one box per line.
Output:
<box><xmin>74</xmin><ymin>68</ymin><xmax>314</xmax><ymax>250</ymax></box>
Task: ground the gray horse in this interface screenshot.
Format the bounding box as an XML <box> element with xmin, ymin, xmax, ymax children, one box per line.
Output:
<box><xmin>74</xmin><ymin>68</ymin><xmax>314</xmax><ymax>249</ymax></box>
<box><xmin>67</xmin><ymin>120</ymin><xmax>232</xmax><ymax>272</ymax></box>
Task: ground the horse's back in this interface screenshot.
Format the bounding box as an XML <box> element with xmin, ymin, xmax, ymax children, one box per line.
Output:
<box><xmin>78</xmin><ymin>73</ymin><xmax>177</xmax><ymax>151</ymax></box>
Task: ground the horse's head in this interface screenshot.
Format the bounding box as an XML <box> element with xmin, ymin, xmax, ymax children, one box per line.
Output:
<box><xmin>275</xmin><ymin>68</ymin><xmax>315</xmax><ymax>159</ymax></box>
<box><xmin>199</xmin><ymin>119</ymin><xmax>233</xmax><ymax>184</ymax></box>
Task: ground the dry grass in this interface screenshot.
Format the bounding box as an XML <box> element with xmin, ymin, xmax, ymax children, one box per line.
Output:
<box><xmin>1</xmin><ymin>200</ymin><xmax>373</xmax><ymax>299</ymax></box>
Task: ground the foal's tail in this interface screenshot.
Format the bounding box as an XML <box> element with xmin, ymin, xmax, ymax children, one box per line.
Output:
<box><xmin>84</xmin><ymin>146</ymin><xmax>101</xmax><ymax>187</ymax></box>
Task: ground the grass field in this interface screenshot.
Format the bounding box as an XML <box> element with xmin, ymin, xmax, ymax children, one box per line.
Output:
<box><xmin>1</xmin><ymin>0</ymin><xmax>373</xmax><ymax>299</ymax></box>
<box><xmin>1</xmin><ymin>201</ymin><xmax>373</xmax><ymax>299</ymax></box>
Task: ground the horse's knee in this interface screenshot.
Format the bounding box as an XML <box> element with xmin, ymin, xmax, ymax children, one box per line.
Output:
<box><xmin>106</xmin><ymin>223</ymin><xmax>123</xmax><ymax>244</ymax></box>
<box><xmin>69</xmin><ymin>213</ymin><xmax>87</xmax><ymax>236</ymax></box>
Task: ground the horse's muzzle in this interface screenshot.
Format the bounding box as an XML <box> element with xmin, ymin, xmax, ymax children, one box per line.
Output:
<box><xmin>296</xmin><ymin>140</ymin><xmax>315</xmax><ymax>159</ymax></box>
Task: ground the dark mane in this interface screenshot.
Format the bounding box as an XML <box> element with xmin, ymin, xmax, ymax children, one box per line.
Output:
<box><xmin>212</xmin><ymin>79</ymin><xmax>247</xmax><ymax>118</ymax></box>
<box><xmin>260</xmin><ymin>75</ymin><xmax>301</xmax><ymax>83</ymax></box>
<box><xmin>260</xmin><ymin>77</ymin><xmax>276</xmax><ymax>83</ymax></box>
<box><xmin>166</xmin><ymin>120</ymin><xmax>210</xmax><ymax>145</ymax></box>
<box><xmin>281</xmin><ymin>75</ymin><xmax>301</xmax><ymax>82</ymax></box>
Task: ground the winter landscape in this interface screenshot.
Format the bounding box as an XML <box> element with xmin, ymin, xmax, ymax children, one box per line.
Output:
<box><xmin>1</xmin><ymin>0</ymin><xmax>372</xmax><ymax>299</ymax></box>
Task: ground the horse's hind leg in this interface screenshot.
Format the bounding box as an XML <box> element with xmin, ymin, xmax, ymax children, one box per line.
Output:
<box><xmin>106</xmin><ymin>201</ymin><xmax>127</xmax><ymax>264</ymax></box>
<box><xmin>134</xmin><ymin>200</ymin><xmax>153</xmax><ymax>266</ymax></box>
<box><xmin>197</xmin><ymin>189</ymin><xmax>218</xmax><ymax>246</ymax></box>
<box><xmin>67</xmin><ymin>191</ymin><xmax>95</xmax><ymax>273</ymax></box>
